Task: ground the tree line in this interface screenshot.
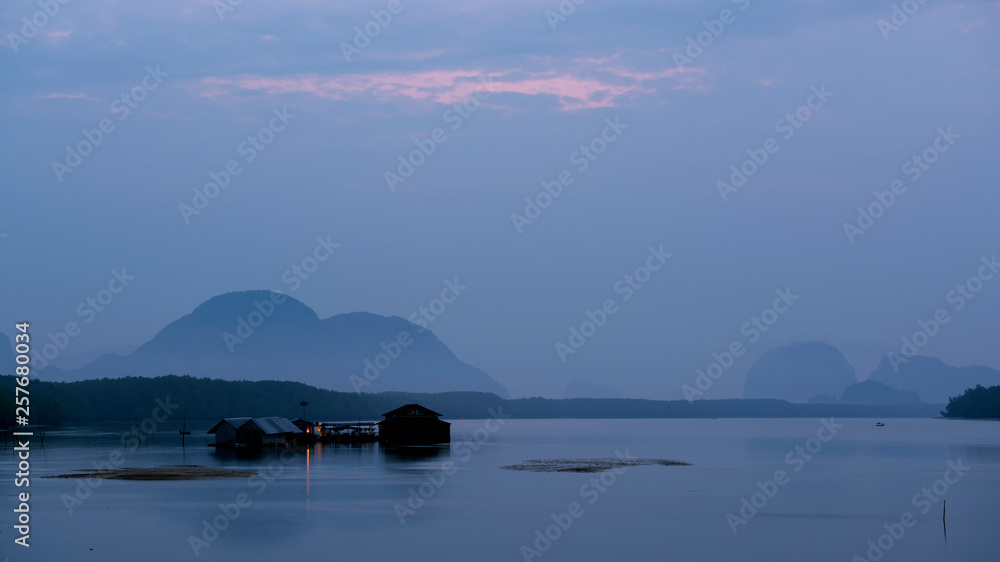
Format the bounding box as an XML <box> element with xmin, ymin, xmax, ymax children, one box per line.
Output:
<box><xmin>941</xmin><ymin>385</ymin><xmax>1000</xmax><ymax>419</ymax></box>
<box><xmin>0</xmin><ymin>374</ymin><xmax>946</xmax><ymax>428</ymax></box>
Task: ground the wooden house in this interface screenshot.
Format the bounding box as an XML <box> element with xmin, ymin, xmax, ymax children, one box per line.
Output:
<box><xmin>207</xmin><ymin>417</ymin><xmax>250</xmax><ymax>447</ymax></box>
<box><xmin>208</xmin><ymin>416</ymin><xmax>302</xmax><ymax>447</ymax></box>
<box><xmin>377</xmin><ymin>404</ymin><xmax>450</xmax><ymax>446</ymax></box>
<box><xmin>291</xmin><ymin>417</ymin><xmax>323</xmax><ymax>437</ymax></box>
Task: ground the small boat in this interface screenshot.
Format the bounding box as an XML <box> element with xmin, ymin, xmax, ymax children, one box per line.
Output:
<box><xmin>875</xmin><ymin>422</ymin><xmax>884</xmax><ymax>427</ymax></box>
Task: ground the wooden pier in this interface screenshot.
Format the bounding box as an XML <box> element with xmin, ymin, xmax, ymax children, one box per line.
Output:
<box><xmin>319</xmin><ymin>421</ymin><xmax>379</xmax><ymax>444</ymax></box>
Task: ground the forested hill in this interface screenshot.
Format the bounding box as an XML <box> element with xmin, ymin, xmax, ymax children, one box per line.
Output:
<box><xmin>941</xmin><ymin>385</ymin><xmax>1000</xmax><ymax>419</ymax></box>
<box><xmin>0</xmin><ymin>375</ymin><xmax>945</xmax><ymax>426</ymax></box>
<box><xmin>31</xmin><ymin>290</ymin><xmax>510</xmax><ymax>398</ymax></box>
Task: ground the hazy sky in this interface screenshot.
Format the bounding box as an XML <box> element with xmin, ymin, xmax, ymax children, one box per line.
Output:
<box><xmin>1</xmin><ymin>0</ymin><xmax>997</xmax><ymax>399</ymax></box>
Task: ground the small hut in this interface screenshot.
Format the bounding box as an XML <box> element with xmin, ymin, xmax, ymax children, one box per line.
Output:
<box><xmin>208</xmin><ymin>417</ymin><xmax>301</xmax><ymax>447</ymax></box>
<box><xmin>237</xmin><ymin>417</ymin><xmax>302</xmax><ymax>447</ymax></box>
<box><xmin>291</xmin><ymin>418</ymin><xmax>323</xmax><ymax>437</ymax></box>
<box><xmin>378</xmin><ymin>404</ymin><xmax>450</xmax><ymax>446</ymax></box>
<box><xmin>207</xmin><ymin>417</ymin><xmax>250</xmax><ymax>447</ymax></box>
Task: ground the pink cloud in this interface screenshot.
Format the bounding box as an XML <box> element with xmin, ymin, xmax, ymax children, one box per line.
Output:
<box><xmin>40</xmin><ymin>92</ymin><xmax>100</xmax><ymax>102</ymax></box>
<box><xmin>196</xmin><ymin>64</ymin><xmax>706</xmax><ymax>111</ymax></box>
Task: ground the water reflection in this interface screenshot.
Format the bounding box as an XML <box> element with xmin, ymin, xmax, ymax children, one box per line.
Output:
<box><xmin>950</xmin><ymin>443</ymin><xmax>1000</xmax><ymax>461</ymax></box>
<box><xmin>382</xmin><ymin>444</ymin><xmax>448</xmax><ymax>464</ymax></box>
<box><xmin>202</xmin><ymin>441</ymin><xmax>450</xmax><ymax>470</ymax></box>
<box><xmin>15</xmin><ymin>419</ymin><xmax>1000</xmax><ymax>562</ymax></box>
<box><xmin>208</xmin><ymin>444</ymin><xmax>310</xmax><ymax>462</ymax></box>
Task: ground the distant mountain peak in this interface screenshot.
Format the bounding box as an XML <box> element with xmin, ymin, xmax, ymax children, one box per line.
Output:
<box><xmin>875</xmin><ymin>354</ymin><xmax>947</xmax><ymax>371</ymax></box>
<box><xmin>869</xmin><ymin>354</ymin><xmax>1000</xmax><ymax>403</ymax></box>
<box><xmin>743</xmin><ymin>341</ymin><xmax>857</xmax><ymax>403</ymax></box>
<box><xmin>190</xmin><ymin>290</ymin><xmax>319</xmax><ymax>324</ymax></box>
<box><xmin>837</xmin><ymin>380</ymin><xmax>922</xmax><ymax>405</ymax></box>
<box><xmin>54</xmin><ymin>291</ymin><xmax>510</xmax><ymax>398</ymax></box>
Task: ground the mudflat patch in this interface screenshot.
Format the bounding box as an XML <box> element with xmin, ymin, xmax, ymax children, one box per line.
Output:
<box><xmin>45</xmin><ymin>465</ymin><xmax>258</xmax><ymax>481</ymax></box>
<box><xmin>500</xmin><ymin>458</ymin><xmax>690</xmax><ymax>473</ymax></box>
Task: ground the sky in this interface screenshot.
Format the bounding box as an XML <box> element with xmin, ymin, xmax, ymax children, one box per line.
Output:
<box><xmin>1</xmin><ymin>0</ymin><xmax>998</xmax><ymax>399</ymax></box>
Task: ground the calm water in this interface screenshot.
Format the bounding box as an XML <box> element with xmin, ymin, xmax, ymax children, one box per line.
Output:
<box><xmin>2</xmin><ymin>418</ymin><xmax>999</xmax><ymax>561</ymax></box>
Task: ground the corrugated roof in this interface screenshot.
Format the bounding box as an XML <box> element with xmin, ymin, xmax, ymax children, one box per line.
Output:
<box><xmin>241</xmin><ymin>417</ymin><xmax>302</xmax><ymax>435</ymax></box>
<box><xmin>209</xmin><ymin>417</ymin><xmax>302</xmax><ymax>435</ymax></box>
<box><xmin>207</xmin><ymin>417</ymin><xmax>251</xmax><ymax>434</ymax></box>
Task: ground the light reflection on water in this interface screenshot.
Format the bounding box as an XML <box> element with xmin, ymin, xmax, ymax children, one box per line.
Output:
<box><xmin>2</xmin><ymin>418</ymin><xmax>998</xmax><ymax>562</ymax></box>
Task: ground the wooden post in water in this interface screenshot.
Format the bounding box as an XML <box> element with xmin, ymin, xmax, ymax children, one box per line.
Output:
<box><xmin>179</xmin><ymin>407</ymin><xmax>191</xmax><ymax>449</ymax></box>
<box><xmin>942</xmin><ymin>500</ymin><xmax>947</xmax><ymax>540</ymax></box>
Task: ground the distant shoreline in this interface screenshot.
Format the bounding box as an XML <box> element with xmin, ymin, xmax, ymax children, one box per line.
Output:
<box><xmin>0</xmin><ymin>374</ymin><xmax>949</xmax><ymax>426</ymax></box>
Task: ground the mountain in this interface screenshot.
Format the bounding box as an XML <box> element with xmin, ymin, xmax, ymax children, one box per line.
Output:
<box><xmin>743</xmin><ymin>342</ymin><xmax>857</xmax><ymax>403</ymax></box>
<box><xmin>563</xmin><ymin>377</ymin><xmax>623</xmax><ymax>399</ymax></box>
<box><xmin>56</xmin><ymin>291</ymin><xmax>509</xmax><ymax>397</ymax></box>
<box><xmin>0</xmin><ymin>332</ymin><xmax>14</xmax><ymax>373</ymax></box>
<box><xmin>47</xmin><ymin>344</ymin><xmax>140</xmax><ymax>371</ymax></box>
<box><xmin>868</xmin><ymin>355</ymin><xmax>1000</xmax><ymax>403</ymax></box>
<box><xmin>837</xmin><ymin>380</ymin><xmax>921</xmax><ymax>405</ymax></box>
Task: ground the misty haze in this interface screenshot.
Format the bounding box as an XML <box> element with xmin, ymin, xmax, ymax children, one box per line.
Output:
<box><xmin>1</xmin><ymin>1</ymin><xmax>998</xmax><ymax>561</ymax></box>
